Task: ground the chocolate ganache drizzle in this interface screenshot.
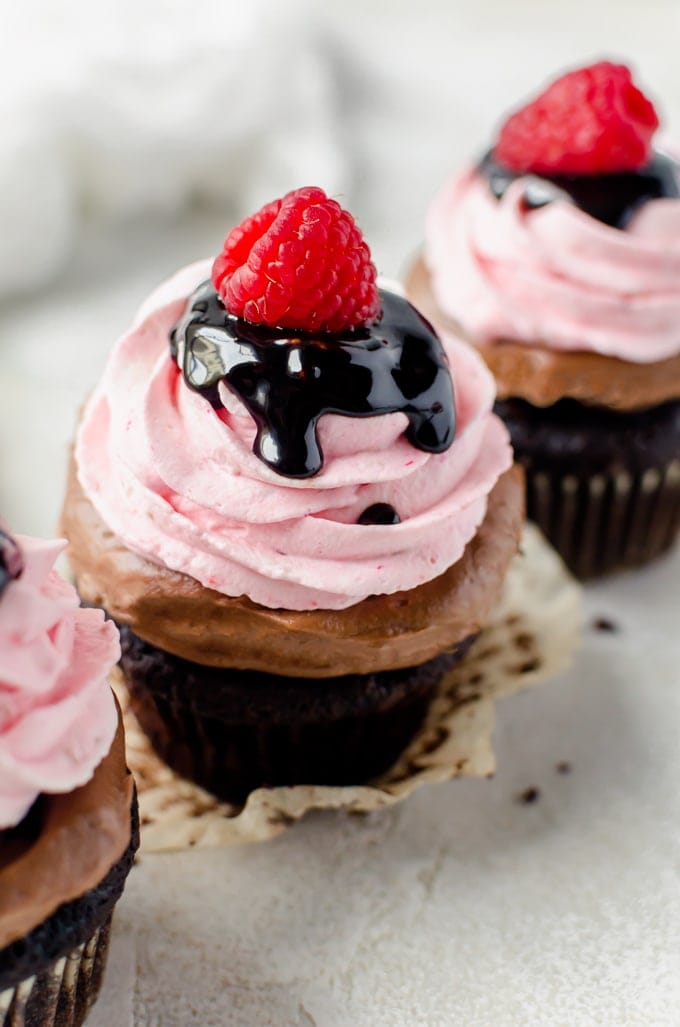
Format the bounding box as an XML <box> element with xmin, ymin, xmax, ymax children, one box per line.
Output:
<box><xmin>358</xmin><ymin>503</ymin><xmax>401</xmax><ymax>525</ymax></box>
<box><xmin>171</xmin><ymin>283</ymin><xmax>456</xmax><ymax>479</ymax></box>
<box><xmin>0</xmin><ymin>527</ymin><xmax>23</xmax><ymax>600</ymax></box>
<box><xmin>480</xmin><ymin>149</ymin><xmax>680</xmax><ymax>229</ymax></box>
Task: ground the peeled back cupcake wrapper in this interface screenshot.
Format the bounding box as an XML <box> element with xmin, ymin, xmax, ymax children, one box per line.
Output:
<box><xmin>112</xmin><ymin>524</ymin><xmax>581</xmax><ymax>852</ymax></box>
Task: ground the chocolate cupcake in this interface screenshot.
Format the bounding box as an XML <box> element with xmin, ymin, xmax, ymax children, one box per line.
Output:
<box><xmin>0</xmin><ymin>528</ymin><xmax>138</xmax><ymax>1027</ymax></box>
<box><xmin>62</xmin><ymin>186</ymin><xmax>523</xmax><ymax>805</ymax></box>
<box><xmin>408</xmin><ymin>61</ymin><xmax>680</xmax><ymax>578</ymax></box>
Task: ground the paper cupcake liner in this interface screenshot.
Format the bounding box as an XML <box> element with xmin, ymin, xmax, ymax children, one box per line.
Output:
<box><xmin>525</xmin><ymin>459</ymin><xmax>680</xmax><ymax>579</ymax></box>
<box><xmin>0</xmin><ymin>917</ymin><xmax>111</xmax><ymax>1027</ymax></box>
<box><xmin>111</xmin><ymin>524</ymin><xmax>581</xmax><ymax>850</ymax></box>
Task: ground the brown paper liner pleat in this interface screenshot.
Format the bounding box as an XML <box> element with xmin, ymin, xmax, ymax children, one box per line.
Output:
<box><xmin>526</xmin><ymin>460</ymin><xmax>680</xmax><ymax>579</ymax></box>
<box><xmin>0</xmin><ymin>918</ymin><xmax>111</xmax><ymax>1027</ymax></box>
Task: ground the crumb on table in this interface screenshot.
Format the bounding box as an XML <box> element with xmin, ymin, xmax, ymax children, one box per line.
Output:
<box><xmin>517</xmin><ymin>786</ymin><xmax>541</xmax><ymax>805</ymax></box>
<box><xmin>592</xmin><ymin>616</ymin><xmax>619</xmax><ymax>633</ymax></box>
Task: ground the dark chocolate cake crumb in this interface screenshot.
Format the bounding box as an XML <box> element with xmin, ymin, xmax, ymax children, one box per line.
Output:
<box><xmin>118</xmin><ymin>623</ymin><xmax>477</xmax><ymax>804</ymax></box>
<box><xmin>556</xmin><ymin>761</ymin><xmax>572</xmax><ymax>775</ymax></box>
<box><xmin>517</xmin><ymin>786</ymin><xmax>541</xmax><ymax>805</ymax></box>
<box><xmin>592</xmin><ymin>617</ymin><xmax>619</xmax><ymax>633</ymax></box>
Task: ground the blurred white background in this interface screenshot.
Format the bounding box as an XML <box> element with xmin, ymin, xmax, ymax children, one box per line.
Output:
<box><xmin>3</xmin><ymin>0</ymin><xmax>680</xmax><ymax>292</ymax></box>
<box><xmin>2</xmin><ymin>5</ymin><xmax>680</xmax><ymax>1025</ymax></box>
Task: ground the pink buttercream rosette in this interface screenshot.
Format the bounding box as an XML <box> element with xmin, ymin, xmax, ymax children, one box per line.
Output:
<box><xmin>0</xmin><ymin>536</ymin><xmax>119</xmax><ymax>829</ymax></box>
<box><xmin>76</xmin><ymin>261</ymin><xmax>513</xmax><ymax>612</ymax></box>
<box><xmin>425</xmin><ymin>165</ymin><xmax>680</xmax><ymax>363</ymax></box>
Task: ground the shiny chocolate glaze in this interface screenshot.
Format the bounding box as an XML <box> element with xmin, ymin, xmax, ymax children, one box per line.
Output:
<box><xmin>480</xmin><ymin>149</ymin><xmax>679</xmax><ymax>229</ymax></box>
<box><xmin>358</xmin><ymin>503</ymin><xmax>401</xmax><ymax>525</ymax></box>
<box><xmin>0</xmin><ymin>528</ymin><xmax>23</xmax><ymax>600</ymax></box>
<box><xmin>171</xmin><ymin>284</ymin><xmax>456</xmax><ymax>479</ymax></box>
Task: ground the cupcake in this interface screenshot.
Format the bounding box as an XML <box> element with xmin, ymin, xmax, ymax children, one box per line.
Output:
<box><xmin>408</xmin><ymin>61</ymin><xmax>680</xmax><ymax>578</ymax></box>
<box><xmin>0</xmin><ymin>527</ymin><xmax>138</xmax><ymax>1027</ymax></box>
<box><xmin>62</xmin><ymin>186</ymin><xmax>524</xmax><ymax>805</ymax></box>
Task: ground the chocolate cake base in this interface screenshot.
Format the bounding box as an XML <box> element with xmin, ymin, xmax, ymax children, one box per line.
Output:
<box><xmin>0</xmin><ymin>797</ymin><xmax>139</xmax><ymax>1027</ymax></box>
<box><xmin>118</xmin><ymin>625</ymin><xmax>475</xmax><ymax>805</ymax></box>
<box><xmin>496</xmin><ymin>397</ymin><xmax>680</xmax><ymax>578</ymax></box>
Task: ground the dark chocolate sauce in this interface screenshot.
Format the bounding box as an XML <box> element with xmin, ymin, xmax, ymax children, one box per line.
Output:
<box><xmin>0</xmin><ymin>527</ymin><xmax>23</xmax><ymax>600</ymax></box>
<box><xmin>480</xmin><ymin>149</ymin><xmax>680</xmax><ymax>229</ymax></box>
<box><xmin>171</xmin><ymin>284</ymin><xmax>456</xmax><ymax>479</ymax></box>
<box><xmin>0</xmin><ymin>795</ymin><xmax>43</xmax><ymax>854</ymax></box>
<box><xmin>358</xmin><ymin>503</ymin><xmax>401</xmax><ymax>525</ymax></box>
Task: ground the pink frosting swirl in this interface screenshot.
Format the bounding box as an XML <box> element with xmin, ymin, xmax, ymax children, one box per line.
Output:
<box><xmin>425</xmin><ymin>166</ymin><xmax>680</xmax><ymax>363</ymax></box>
<box><xmin>76</xmin><ymin>261</ymin><xmax>512</xmax><ymax>612</ymax></box>
<box><xmin>0</xmin><ymin>536</ymin><xmax>120</xmax><ymax>830</ymax></box>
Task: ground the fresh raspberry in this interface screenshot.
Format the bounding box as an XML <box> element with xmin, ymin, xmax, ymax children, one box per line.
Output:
<box><xmin>212</xmin><ymin>186</ymin><xmax>380</xmax><ymax>332</ymax></box>
<box><xmin>495</xmin><ymin>62</ymin><xmax>659</xmax><ymax>176</ymax></box>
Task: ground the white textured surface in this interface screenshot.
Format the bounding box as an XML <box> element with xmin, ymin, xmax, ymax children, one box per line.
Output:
<box><xmin>2</xmin><ymin>3</ymin><xmax>680</xmax><ymax>1023</ymax></box>
<box><xmin>90</xmin><ymin>554</ymin><xmax>680</xmax><ymax>1027</ymax></box>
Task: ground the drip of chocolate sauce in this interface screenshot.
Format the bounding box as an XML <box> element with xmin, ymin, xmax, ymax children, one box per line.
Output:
<box><xmin>0</xmin><ymin>527</ymin><xmax>23</xmax><ymax>600</ymax></box>
<box><xmin>171</xmin><ymin>284</ymin><xmax>456</xmax><ymax>479</ymax></box>
<box><xmin>357</xmin><ymin>503</ymin><xmax>401</xmax><ymax>525</ymax></box>
<box><xmin>480</xmin><ymin>149</ymin><xmax>680</xmax><ymax>229</ymax></box>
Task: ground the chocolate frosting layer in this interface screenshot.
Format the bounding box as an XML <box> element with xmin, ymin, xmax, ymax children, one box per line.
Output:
<box><xmin>406</xmin><ymin>257</ymin><xmax>680</xmax><ymax>410</ymax></box>
<box><xmin>62</xmin><ymin>455</ymin><xmax>524</xmax><ymax>678</ymax></box>
<box><xmin>0</xmin><ymin>706</ymin><xmax>133</xmax><ymax>950</ymax></box>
